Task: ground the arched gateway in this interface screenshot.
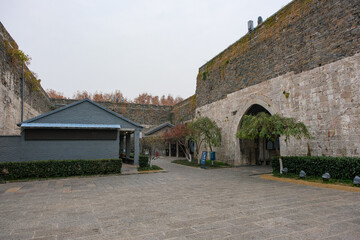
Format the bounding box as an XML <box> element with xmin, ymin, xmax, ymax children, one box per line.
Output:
<box><xmin>230</xmin><ymin>97</ymin><xmax>280</xmax><ymax>166</ymax></box>
<box><xmin>237</xmin><ymin>104</ymin><xmax>277</xmax><ymax>165</ymax></box>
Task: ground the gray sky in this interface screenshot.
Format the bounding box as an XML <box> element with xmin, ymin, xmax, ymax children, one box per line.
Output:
<box><xmin>1</xmin><ymin>0</ymin><xmax>292</xmax><ymax>100</ymax></box>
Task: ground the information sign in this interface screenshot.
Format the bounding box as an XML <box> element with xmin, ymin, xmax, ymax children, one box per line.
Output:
<box><xmin>201</xmin><ymin>151</ymin><xmax>207</xmax><ymax>168</ymax></box>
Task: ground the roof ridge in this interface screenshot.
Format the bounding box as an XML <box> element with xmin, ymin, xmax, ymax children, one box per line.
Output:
<box><xmin>20</xmin><ymin>98</ymin><xmax>142</xmax><ymax>129</ymax></box>
<box><xmin>145</xmin><ymin>122</ymin><xmax>174</xmax><ymax>136</ymax></box>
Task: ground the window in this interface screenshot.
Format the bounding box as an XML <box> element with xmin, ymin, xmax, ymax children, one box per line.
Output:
<box><xmin>25</xmin><ymin>129</ymin><xmax>117</xmax><ymax>140</ymax></box>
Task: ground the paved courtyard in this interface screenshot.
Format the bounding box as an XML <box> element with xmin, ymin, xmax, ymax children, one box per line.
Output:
<box><xmin>1</xmin><ymin>158</ymin><xmax>359</xmax><ymax>240</ymax></box>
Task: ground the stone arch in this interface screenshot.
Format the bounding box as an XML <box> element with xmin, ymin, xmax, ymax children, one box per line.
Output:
<box><xmin>230</xmin><ymin>95</ymin><xmax>279</xmax><ymax>165</ymax></box>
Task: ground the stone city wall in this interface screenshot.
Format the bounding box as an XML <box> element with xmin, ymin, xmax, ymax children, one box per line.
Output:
<box><xmin>196</xmin><ymin>53</ymin><xmax>360</xmax><ymax>165</ymax></box>
<box><xmin>196</xmin><ymin>0</ymin><xmax>359</xmax><ymax>108</ymax></box>
<box><xmin>0</xmin><ymin>22</ymin><xmax>52</xmax><ymax>135</ymax></box>
<box><xmin>51</xmin><ymin>98</ymin><xmax>173</xmax><ymax>129</ymax></box>
<box><xmin>51</xmin><ymin>95</ymin><xmax>197</xmax><ymax>128</ymax></box>
<box><xmin>171</xmin><ymin>94</ymin><xmax>196</xmax><ymax>124</ymax></box>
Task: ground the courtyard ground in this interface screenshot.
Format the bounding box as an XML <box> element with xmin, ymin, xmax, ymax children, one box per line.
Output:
<box><xmin>0</xmin><ymin>157</ymin><xmax>359</xmax><ymax>240</ymax></box>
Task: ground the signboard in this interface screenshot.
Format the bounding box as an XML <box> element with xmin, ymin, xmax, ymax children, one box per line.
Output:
<box><xmin>201</xmin><ymin>151</ymin><xmax>207</xmax><ymax>168</ymax></box>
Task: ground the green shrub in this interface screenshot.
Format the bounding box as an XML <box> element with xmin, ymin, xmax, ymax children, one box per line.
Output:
<box><xmin>138</xmin><ymin>165</ymin><xmax>163</xmax><ymax>171</ymax></box>
<box><xmin>0</xmin><ymin>158</ymin><xmax>122</xmax><ymax>181</ymax></box>
<box><xmin>172</xmin><ymin>159</ymin><xmax>230</xmax><ymax>168</ymax></box>
<box><xmin>139</xmin><ymin>155</ymin><xmax>149</xmax><ymax>168</ymax></box>
<box><xmin>271</xmin><ymin>156</ymin><xmax>360</xmax><ymax>180</ymax></box>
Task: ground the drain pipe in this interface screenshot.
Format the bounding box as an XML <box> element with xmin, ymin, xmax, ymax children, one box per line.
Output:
<box><xmin>21</xmin><ymin>63</ymin><xmax>24</xmax><ymax>122</ymax></box>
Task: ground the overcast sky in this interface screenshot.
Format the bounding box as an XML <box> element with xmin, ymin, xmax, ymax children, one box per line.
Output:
<box><xmin>1</xmin><ymin>0</ymin><xmax>292</xmax><ymax>100</ymax></box>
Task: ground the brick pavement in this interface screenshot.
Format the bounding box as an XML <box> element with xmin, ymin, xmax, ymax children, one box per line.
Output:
<box><xmin>0</xmin><ymin>158</ymin><xmax>359</xmax><ymax>240</ymax></box>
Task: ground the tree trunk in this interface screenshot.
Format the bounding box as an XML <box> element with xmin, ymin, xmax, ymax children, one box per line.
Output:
<box><xmin>195</xmin><ymin>140</ymin><xmax>203</xmax><ymax>164</ymax></box>
<box><xmin>187</xmin><ymin>153</ymin><xmax>192</xmax><ymax>162</ymax></box>
<box><xmin>278</xmin><ymin>157</ymin><xmax>283</xmax><ymax>174</ymax></box>
<box><xmin>178</xmin><ymin>140</ymin><xmax>192</xmax><ymax>162</ymax></box>
<box><xmin>149</xmin><ymin>152</ymin><xmax>153</xmax><ymax>167</ymax></box>
<box><xmin>274</xmin><ymin>138</ymin><xmax>283</xmax><ymax>174</ymax></box>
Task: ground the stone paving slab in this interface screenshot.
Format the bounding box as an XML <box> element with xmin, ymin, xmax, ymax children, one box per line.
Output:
<box><xmin>121</xmin><ymin>164</ymin><xmax>139</xmax><ymax>175</ymax></box>
<box><xmin>0</xmin><ymin>158</ymin><xmax>359</xmax><ymax>239</ymax></box>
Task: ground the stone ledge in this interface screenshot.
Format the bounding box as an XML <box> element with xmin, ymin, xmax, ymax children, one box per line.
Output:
<box><xmin>261</xmin><ymin>174</ymin><xmax>360</xmax><ymax>193</ymax></box>
<box><xmin>138</xmin><ymin>170</ymin><xmax>167</xmax><ymax>174</ymax></box>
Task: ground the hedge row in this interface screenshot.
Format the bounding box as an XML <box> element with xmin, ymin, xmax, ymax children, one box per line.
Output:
<box><xmin>271</xmin><ymin>156</ymin><xmax>360</xmax><ymax>179</ymax></box>
<box><xmin>139</xmin><ymin>155</ymin><xmax>149</xmax><ymax>168</ymax></box>
<box><xmin>0</xmin><ymin>158</ymin><xmax>122</xmax><ymax>181</ymax></box>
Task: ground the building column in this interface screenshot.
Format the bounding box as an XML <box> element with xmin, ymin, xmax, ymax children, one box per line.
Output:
<box><xmin>119</xmin><ymin>133</ymin><xmax>125</xmax><ymax>157</ymax></box>
<box><xmin>168</xmin><ymin>142</ymin><xmax>171</xmax><ymax>156</ymax></box>
<box><xmin>126</xmin><ymin>132</ymin><xmax>131</xmax><ymax>159</ymax></box>
<box><xmin>176</xmin><ymin>142</ymin><xmax>179</xmax><ymax>158</ymax></box>
<box><xmin>134</xmin><ymin>129</ymin><xmax>140</xmax><ymax>165</ymax></box>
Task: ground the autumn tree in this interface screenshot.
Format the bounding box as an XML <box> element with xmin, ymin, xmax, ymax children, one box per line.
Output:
<box><xmin>134</xmin><ymin>93</ymin><xmax>153</xmax><ymax>104</ymax></box>
<box><xmin>92</xmin><ymin>91</ymin><xmax>107</xmax><ymax>102</ymax></box>
<box><xmin>236</xmin><ymin>113</ymin><xmax>311</xmax><ymax>173</ymax></box>
<box><xmin>111</xmin><ymin>90</ymin><xmax>127</xmax><ymax>102</ymax></box>
<box><xmin>160</xmin><ymin>94</ymin><xmax>183</xmax><ymax>106</ymax></box>
<box><xmin>152</xmin><ymin>95</ymin><xmax>160</xmax><ymax>105</ymax></box>
<box><xmin>73</xmin><ymin>90</ymin><xmax>91</xmax><ymax>100</ymax></box>
<box><xmin>67</xmin><ymin>89</ymin><xmax>181</xmax><ymax>105</ymax></box>
<box><xmin>46</xmin><ymin>89</ymin><xmax>67</xmax><ymax>99</ymax></box>
<box><xmin>141</xmin><ymin>136</ymin><xmax>164</xmax><ymax>166</ymax></box>
<box><xmin>72</xmin><ymin>89</ymin><xmax>128</xmax><ymax>102</ymax></box>
<box><xmin>134</xmin><ymin>93</ymin><xmax>183</xmax><ymax>106</ymax></box>
<box><xmin>163</xmin><ymin>124</ymin><xmax>192</xmax><ymax>162</ymax></box>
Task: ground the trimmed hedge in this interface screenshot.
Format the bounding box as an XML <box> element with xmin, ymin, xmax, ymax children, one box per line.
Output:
<box><xmin>0</xmin><ymin>158</ymin><xmax>122</xmax><ymax>181</ymax></box>
<box><xmin>139</xmin><ymin>155</ymin><xmax>149</xmax><ymax>168</ymax></box>
<box><xmin>271</xmin><ymin>156</ymin><xmax>360</xmax><ymax>180</ymax></box>
<box><xmin>138</xmin><ymin>165</ymin><xmax>163</xmax><ymax>172</ymax></box>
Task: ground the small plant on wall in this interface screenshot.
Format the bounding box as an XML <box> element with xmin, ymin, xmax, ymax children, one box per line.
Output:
<box><xmin>283</xmin><ymin>90</ymin><xmax>290</xmax><ymax>98</ymax></box>
<box><xmin>2</xmin><ymin>37</ymin><xmax>41</xmax><ymax>91</ymax></box>
<box><xmin>202</xmin><ymin>71</ymin><xmax>208</xmax><ymax>81</ymax></box>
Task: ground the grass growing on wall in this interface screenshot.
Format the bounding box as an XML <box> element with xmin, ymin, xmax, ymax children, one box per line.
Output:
<box><xmin>196</xmin><ymin>0</ymin><xmax>315</xmax><ymax>77</ymax></box>
<box><xmin>0</xmin><ymin>159</ymin><xmax>122</xmax><ymax>181</ymax></box>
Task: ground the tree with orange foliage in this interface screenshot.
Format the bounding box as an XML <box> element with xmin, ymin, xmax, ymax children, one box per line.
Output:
<box><xmin>134</xmin><ymin>93</ymin><xmax>153</xmax><ymax>104</ymax></box>
<box><xmin>72</xmin><ymin>89</ymin><xmax>127</xmax><ymax>102</ymax></box>
<box><xmin>73</xmin><ymin>90</ymin><xmax>91</xmax><ymax>100</ymax></box>
<box><xmin>50</xmin><ymin>89</ymin><xmax>180</xmax><ymax>104</ymax></box>
<box><xmin>92</xmin><ymin>91</ymin><xmax>107</xmax><ymax>102</ymax></box>
<box><xmin>152</xmin><ymin>95</ymin><xmax>160</xmax><ymax>105</ymax></box>
<box><xmin>46</xmin><ymin>89</ymin><xmax>67</xmax><ymax>99</ymax></box>
<box><xmin>163</xmin><ymin>124</ymin><xmax>193</xmax><ymax>162</ymax></box>
<box><xmin>111</xmin><ymin>90</ymin><xmax>127</xmax><ymax>102</ymax></box>
<box><xmin>134</xmin><ymin>93</ymin><xmax>183</xmax><ymax>106</ymax></box>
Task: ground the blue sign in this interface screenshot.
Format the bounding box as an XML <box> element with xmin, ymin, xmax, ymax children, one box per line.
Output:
<box><xmin>210</xmin><ymin>151</ymin><xmax>216</xmax><ymax>161</ymax></box>
<box><xmin>201</xmin><ymin>151</ymin><xmax>207</xmax><ymax>168</ymax></box>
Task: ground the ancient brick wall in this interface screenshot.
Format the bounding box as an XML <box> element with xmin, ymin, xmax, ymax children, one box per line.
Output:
<box><xmin>51</xmin><ymin>98</ymin><xmax>173</xmax><ymax>128</ymax></box>
<box><xmin>0</xmin><ymin>22</ymin><xmax>52</xmax><ymax>135</ymax></box>
<box><xmin>171</xmin><ymin>95</ymin><xmax>196</xmax><ymax>124</ymax></box>
<box><xmin>51</xmin><ymin>96</ymin><xmax>197</xmax><ymax>128</ymax></box>
<box><xmin>196</xmin><ymin>53</ymin><xmax>360</xmax><ymax>165</ymax></box>
<box><xmin>196</xmin><ymin>0</ymin><xmax>359</xmax><ymax>108</ymax></box>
